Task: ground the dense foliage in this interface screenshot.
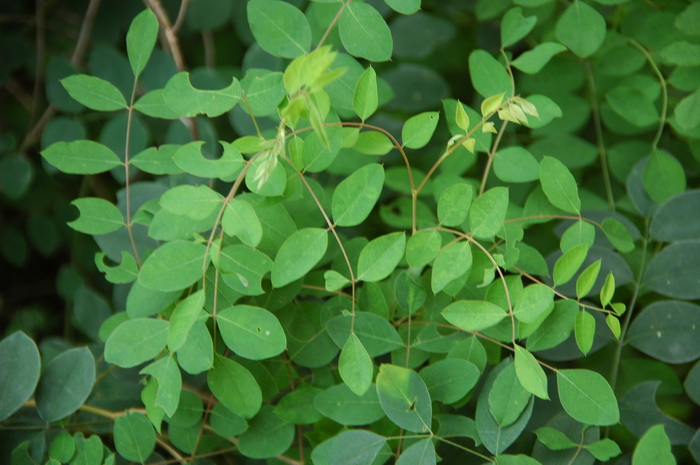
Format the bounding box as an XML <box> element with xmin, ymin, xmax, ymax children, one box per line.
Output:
<box><xmin>1</xmin><ymin>0</ymin><xmax>700</xmax><ymax>464</ymax></box>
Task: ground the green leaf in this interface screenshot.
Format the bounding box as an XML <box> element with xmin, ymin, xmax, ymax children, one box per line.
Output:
<box><xmin>455</xmin><ymin>102</ymin><xmax>471</xmax><ymax>132</ymax></box>
<box><xmin>633</xmin><ymin>425</ymin><xmax>676</xmax><ymax>465</ymax></box>
<box><xmin>173</xmin><ymin>141</ymin><xmax>245</xmax><ymax>182</ymax></box>
<box><xmin>553</xmin><ymin>243</ymin><xmax>588</xmax><ymax>286</ymax></box>
<box><xmin>68</xmin><ymin>198</ymin><xmax>124</xmax><ymax>235</ymax></box>
<box><xmin>357</xmin><ymin>232</ymin><xmax>406</xmax><ymax>282</ymax></box>
<box><xmin>104</xmin><ymin>318</ymin><xmax>169</xmax><ymax>368</ymax></box>
<box><xmin>329</xmin><ymin>430</ymin><xmax>387</xmax><ymax>465</ymax></box>
<box><xmin>585</xmin><ymin>438</ymin><xmax>622</xmax><ymax>461</ymax></box>
<box><xmin>130</xmin><ymin>144</ymin><xmax>181</xmax><ymax>174</ymax></box>
<box><xmin>469</xmin><ymin>186</ymin><xmax>509</xmax><ymax>239</ymax></box>
<box><xmin>376</xmin><ymin>364</ymin><xmax>432</xmax><ymax>433</ymax></box>
<box><xmin>644</xmin><ymin>242</ymin><xmax>700</xmax><ymax>300</ymax></box>
<box><xmin>511</xmin><ymin>42</ymin><xmax>567</xmax><ymax>74</ymax></box>
<box><xmin>514</xmin><ymin>344</ymin><xmax>549</xmax><ymax>400</ymax></box>
<box><xmin>419</xmin><ymin>358</ymin><xmax>479</xmax><ymax>404</ymax></box>
<box><xmin>396</xmin><ymin>438</ymin><xmax>436</xmax><ymax>465</ymax></box>
<box><xmin>247</xmin><ymin>0</ymin><xmax>311</xmax><ymax>58</ymax></box>
<box><xmin>71</xmin><ymin>434</ymin><xmax>103</xmax><ymax>465</ymax></box>
<box><xmin>539</xmin><ymin>156</ymin><xmax>580</xmax><ymax>214</ymax></box>
<box><xmin>402</xmin><ymin>112</ymin><xmax>439</xmax><ymax>149</ymax></box>
<box><xmin>650</xmin><ymin>191</ymin><xmax>700</xmax><ymax>242</ymax></box>
<box><xmin>167</xmin><ymin>290</ymin><xmax>204</xmax><ymax>352</ymax></box>
<box><xmin>354</xmin><ymin>66</ymin><xmax>378</xmax><ymax>120</ymax></box>
<box><xmin>526</xmin><ymin>300</ymin><xmax>578</xmax><ymax>352</ymax></box>
<box><xmin>442</xmin><ymin>300</ymin><xmax>508</xmax><ymax>332</ymax></box>
<box><xmin>163</xmin><ymin>72</ymin><xmax>241</xmax><ymax>117</ymax></box>
<box><xmin>35</xmin><ymin>347</ymin><xmax>95</xmax><ymax>422</ymax></box>
<box><xmin>555</xmin><ymin>1</ymin><xmax>606</xmax><ymax>58</ymax></box>
<box><xmin>600</xmin><ymin>272</ymin><xmax>615</xmax><ymax>308</ymax></box>
<box><xmin>643</xmin><ymin>150</ymin><xmax>686</xmax><ymax>204</ymax></box>
<box><xmin>325</xmin><ymin>270</ymin><xmax>350</xmax><ymax>292</ymax></box>
<box><xmin>560</xmin><ymin>220</ymin><xmax>595</xmax><ymax>253</ymax></box>
<box><xmin>271</xmin><ymin>228</ymin><xmax>328</xmax><ymax>287</ymax></box>
<box><xmin>431</xmin><ymin>241</ymin><xmax>472</xmax><ymax>293</ymax></box>
<box><xmin>218</xmin><ymin>305</ymin><xmax>286</xmax><ymax>360</ymax></box>
<box><xmin>607</xmin><ymin>86</ymin><xmax>658</xmax><ymax>128</ymax></box>
<box><xmin>557</xmin><ymin>369</ymin><xmax>619</xmax><ymax>426</ymax></box>
<box><xmin>217</xmin><ymin>244</ymin><xmax>272</xmax><ymax>296</ymax></box>
<box><xmin>133</xmin><ymin>90</ymin><xmax>181</xmax><ymax>119</ymax></box>
<box><xmin>60</xmin><ymin>75</ymin><xmax>127</xmax><ymax>111</ymax></box>
<box><xmin>674</xmin><ymin>90</ymin><xmax>700</xmax><ymax>130</ymax></box>
<box><xmin>628</xmin><ymin>300</ymin><xmax>700</xmax><ymax>364</ymax></box>
<box><xmin>113</xmin><ymin>412</ymin><xmax>155</xmax><ymax>463</ymax></box>
<box><xmin>339</xmin><ymin>3</ymin><xmax>393</xmax><ymax>62</ymax></box>
<box><xmin>438</xmin><ymin>183</ymin><xmax>473</xmax><ymax>227</ymax></box>
<box><xmin>406</xmin><ymin>230</ymin><xmax>442</xmax><ymax>268</ymax></box>
<box><xmin>325</xmin><ymin>311</ymin><xmax>404</xmax><ymax>357</ymax></box>
<box><xmin>275</xmin><ymin>387</ymin><xmax>323</xmax><ymax>425</ymax></box>
<box><xmin>385</xmin><ymin>0</ymin><xmax>421</xmax><ymax>15</ymax></box>
<box><xmin>177</xmin><ymin>321</ymin><xmax>213</xmax><ymax>375</ymax></box>
<box><xmin>140</xmin><ymin>355</ymin><xmax>181</xmax><ymax>417</ymax></box>
<box><xmin>222</xmin><ymin>199</ymin><xmax>262</xmax><ymax>248</ymax></box>
<box><xmin>497</xmin><ymin>455</ymin><xmax>543</xmax><ymax>465</ymax></box>
<box><xmin>0</xmin><ymin>332</ymin><xmax>41</xmax><ymax>421</ymax></box>
<box><xmin>576</xmin><ymin>259</ymin><xmax>601</xmax><ymax>299</ymax></box>
<box><xmin>160</xmin><ymin>185</ymin><xmax>223</xmax><ymax>221</ymax></box>
<box><xmin>126</xmin><ymin>282</ymin><xmax>181</xmax><ymax>319</ymax></box>
<box><xmin>314</xmin><ymin>383</ymin><xmax>385</xmax><ymax>426</ymax></box>
<box><xmin>138</xmin><ymin>241</ymin><xmax>207</xmax><ymax>292</ymax></box>
<box><xmin>488</xmin><ymin>362</ymin><xmax>532</xmax><ymax>426</ymax></box>
<box><xmin>522</xmin><ymin>95</ymin><xmax>562</xmax><ymax>129</ymax></box>
<box><xmin>574</xmin><ymin>310</ymin><xmax>596</xmax><ymax>355</ymax></box>
<box><xmin>535</xmin><ymin>426</ymin><xmax>577</xmax><ymax>450</ymax></box>
<box><xmin>126</xmin><ymin>9</ymin><xmax>158</xmax><ymax>77</ymax></box>
<box><xmin>339</xmin><ymin>333</ymin><xmax>373</xmax><ymax>396</ymax></box>
<box><xmin>514</xmin><ymin>284</ymin><xmax>554</xmax><ymax>324</ymax></box>
<box><xmin>207</xmin><ymin>355</ymin><xmax>262</xmax><ymax>418</ymax></box>
<box><xmin>468</xmin><ymin>50</ymin><xmax>512</xmax><ymax>98</ymax></box>
<box><xmin>49</xmin><ymin>431</ymin><xmax>75</xmax><ymax>462</ymax></box>
<box><xmin>493</xmin><ymin>147</ymin><xmax>540</xmax><ymax>183</ymax></box>
<box><xmin>238</xmin><ymin>406</ymin><xmax>294</xmax><ymax>459</ymax></box>
<box><xmin>0</xmin><ymin>156</ymin><xmax>33</xmax><ymax>200</ymax></box>
<box><xmin>42</xmin><ymin>140</ymin><xmax>122</xmax><ymax>174</ymax></box>
<box><xmin>332</xmin><ymin>163</ymin><xmax>384</xmax><ymax>227</ymax></box>
<box><xmin>501</xmin><ymin>7</ymin><xmax>537</xmax><ymax>48</ymax></box>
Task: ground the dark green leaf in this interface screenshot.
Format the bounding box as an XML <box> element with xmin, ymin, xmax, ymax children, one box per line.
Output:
<box><xmin>314</xmin><ymin>383</ymin><xmax>385</xmax><ymax>426</ymax></box>
<box><xmin>36</xmin><ymin>347</ymin><xmax>95</xmax><ymax>422</ymax></box>
<box><xmin>238</xmin><ymin>406</ymin><xmax>294</xmax><ymax>459</ymax></box>
<box><xmin>607</xmin><ymin>86</ymin><xmax>658</xmax><ymax>128</ymax></box>
<box><xmin>651</xmin><ymin>190</ymin><xmax>700</xmax><ymax>242</ymax></box>
<box><xmin>0</xmin><ymin>332</ymin><xmax>41</xmax><ymax>421</ymax></box>
<box><xmin>396</xmin><ymin>438</ymin><xmax>436</xmax><ymax>465</ymax></box>
<box><xmin>329</xmin><ymin>430</ymin><xmax>386</xmax><ymax>465</ymax></box>
<box><xmin>113</xmin><ymin>412</ymin><xmax>155</xmax><ymax>463</ymax></box>
<box><xmin>644</xmin><ymin>241</ymin><xmax>700</xmax><ymax>300</ymax></box>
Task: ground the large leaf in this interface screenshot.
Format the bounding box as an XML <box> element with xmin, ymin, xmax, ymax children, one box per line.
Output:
<box><xmin>113</xmin><ymin>412</ymin><xmax>155</xmax><ymax>463</ymax></box>
<box><xmin>104</xmin><ymin>318</ymin><xmax>169</xmax><ymax>368</ymax></box>
<box><xmin>271</xmin><ymin>228</ymin><xmax>328</xmax><ymax>287</ymax></box>
<box><xmin>339</xmin><ymin>2</ymin><xmax>393</xmax><ymax>62</ymax></box>
<box><xmin>376</xmin><ymin>364</ymin><xmax>432</xmax><ymax>433</ymax></box>
<box><xmin>357</xmin><ymin>232</ymin><xmax>406</xmax><ymax>282</ymax></box>
<box><xmin>218</xmin><ymin>305</ymin><xmax>286</xmax><ymax>360</ymax></box>
<box><xmin>469</xmin><ymin>186</ymin><xmax>509</xmax><ymax>239</ymax></box>
<box><xmin>42</xmin><ymin>140</ymin><xmax>122</xmax><ymax>174</ymax></box>
<box><xmin>332</xmin><ymin>163</ymin><xmax>384</xmax><ymax>227</ymax></box>
<box><xmin>138</xmin><ymin>241</ymin><xmax>207</xmax><ymax>292</ymax></box>
<box><xmin>557</xmin><ymin>369</ymin><xmax>619</xmax><ymax>426</ymax></box>
<box><xmin>632</xmin><ymin>425</ymin><xmax>676</xmax><ymax>465</ymax></box>
<box><xmin>431</xmin><ymin>241</ymin><xmax>472</xmax><ymax>293</ymax></box>
<box><xmin>207</xmin><ymin>355</ymin><xmax>262</xmax><ymax>418</ymax></box>
<box><xmin>539</xmin><ymin>156</ymin><xmax>580</xmax><ymax>215</ymax></box>
<box><xmin>644</xmin><ymin>241</ymin><xmax>700</xmax><ymax>300</ymax></box>
<box><xmin>0</xmin><ymin>332</ymin><xmax>41</xmax><ymax>421</ymax></box>
<box><xmin>468</xmin><ymin>50</ymin><xmax>512</xmax><ymax>98</ymax></box>
<box><xmin>555</xmin><ymin>1</ymin><xmax>606</xmax><ymax>58</ymax></box>
<box><xmin>36</xmin><ymin>347</ymin><xmax>95</xmax><ymax>422</ymax></box>
<box><xmin>247</xmin><ymin>0</ymin><xmax>311</xmax><ymax>58</ymax></box>
<box><xmin>627</xmin><ymin>300</ymin><xmax>700</xmax><ymax>364</ymax></box>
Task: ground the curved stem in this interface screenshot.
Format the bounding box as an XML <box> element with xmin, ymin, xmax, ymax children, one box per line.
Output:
<box><xmin>479</xmin><ymin>120</ymin><xmax>508</xmax><ymax>196</ymax></box>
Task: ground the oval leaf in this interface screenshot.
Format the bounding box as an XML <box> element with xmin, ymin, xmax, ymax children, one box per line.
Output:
<box><xmin>104</xmin><ymin>318</ymin><xmax>169</xmax><ymax>368</ymax></box>
<box><xmin>218</xmin><ymin>305</ymin><xmax>287</xmax><ymax>360</ymax></box>
<box><xmin>557</xmin><ymin>369</ymin><xmax>619</xmax><ymax>426</ymax></box>
<box><xmin>68</xmin><ymin>198</ymin><xmax>124</xmax><ymax>235</ymax></box>
<box><xmin>332</xmin><ymin>163</ymin><xmax>385</xmax><ymax>227</ymax></box>
<box><xmin>271</xmin><ymin>228</ymin><xmax>328</xmax><ymax>287</ymax></box>
<box><xmin>36</xmin><ymin>347</ymin><xmax>95</xmax><ymax>422</ymax></box>
<box><xmin>0</xmin><ymin>332</ymin><xmax>41</xmax><ymax>421</ymax></box>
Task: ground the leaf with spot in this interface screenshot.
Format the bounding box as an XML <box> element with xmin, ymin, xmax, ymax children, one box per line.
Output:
<box><xmin>217</xmin><ymin>305</ymin><xmax>286</xmax><ymax>360</ymax></box>
<box><xmin>376</xmin><ymin>364</ymin><xmax>432</xmax><ymax>433</ymax></box>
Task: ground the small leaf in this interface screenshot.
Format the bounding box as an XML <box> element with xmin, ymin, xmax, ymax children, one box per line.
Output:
<box><xmin>513</xmin><ymin>284</ymin><xmax>554</xmax><ymax>324</ymax></box>
<box><xmin>247</xmin><ymin>0</ymin><xmax>311</xmax><ymax>58</ymax></box>
<box><xmin>271</xmin><ymin>228</ymin><xmax>328</xmax><ymax>287</ymax></box>
<box><xmin>600</xmin><ymin>272</ymin><xmax>615</xmax><ymax>308</ymax></box>
<box><xmin>535</xmin><ymin>427</ymin><xmax>577</xmax><ymax>450</ymax></box>
<box><xmin>643</xmin><ymin>150</ymin><xmax>686</xmax><ymax>205</ymax></box>
<box><xmin>605</xmin><ymin>314</ymin><xmax>621</xmax><ymax>339</ymax></box>
<box><xmin>576</xmin><ymin>259</ymin><xmax>602</xmax><ymax>299</ymax></box>
<box><xmin>218</xmin><ymin>305</ymin><xmax>286</xmax><ymax>360</ymax></box>
<box><xmin>113</xmin><ymin>413</ymin><xmax>156</xmax><ymax>463</ymax></box>
<box><xmin>139</xmin><ymin>241</ymin><xmax>207</xmax><ymax>292</ymax></box>
<box><xmin>481</xmin><ymin>92</ymin><xmax>505</xmax><ymax>116</ymax></box>
<box><xmin>357</xmin><ymin>232</ymin><xmax>406</xmax><ymax>282</ymax></box>
<box><xmin>61</xmin><ymin>75</ymin><xmax>127</xmax><ymax>111</ymax></box>
<box><xmin>332</xmin><ymin>163</ymin><xmax>385</xmax><ymax>227</ymax></box>
<box><xmin>140</xmin><ymin>355</ymin><xmax>181</xmax><ymax>417</ymax></box>
<box><xmin>36</xmin><ymin>348</ymin><xmax>95</xmax><ymax>422</ymax></box>
<box><xmin>42</xmin><ymin>140</ymin><xmax>122</xmax><ymax>174</ymax></box>
<box><xmin>555</xmin><ymin>1</ymin><xmax>606</xmax><ymax>58</ymax></box>
<box><xmin>455</xmin><ymin>102</ymin><xmax>471</xmax><ymax>132</ymax></box>
<box><xmin>560</xmin><ymin>220</ymin><xmax>595</xmax><ymax>253</ymax></box>
<box><xmin>511</xmin><ymin>42</ymin><xmax>567</xmax><ymax>74</ymax></box>
<box><xmin>68</xmin><ymin>198</ymin><xmax>124</xmax><ymax>235</ymax></box>
<box><xmin>0</xmin><ymin>332</ymin><xmax>41</xmax><ymax>421</ymax></box>
<box><xmin>442</xmin><ymin>300</ymin><xmax>508</xmax><ymax>332</ymax></box>
<box><xmin>488</xmin><ymin>363</ymin><xmax>532</xmax><ymax>426</ymax></box>
<box><xmin>207</xmin><ymin>355</ymin><xmax>262</xmax><ymax>418</ymax></box>
<box><xmin>160</xmin><ymin>185</ymin><xmax>223</xmax><ymax>221</ymax></box>
<box><xmin>167</xmin><ymin>290</ymin><xmax>205</xmax><ymax>352</ymax></box>
<box><xmin>469</xmin><ymin>186</ymin><xmax>509</xmax><ymax>239</ymax></box>
<box><xmin>553</xmin><ymin>244</ymin><xmax>589</xmax><ymax>287</ymax></box>
<box><xmin>493</xmin><ymin>146</ymin><xmax>539</xmax><ymax>183</ymax></box>
<box><xmin>222</xmin><ymin>199</ymin><xmax>263</xmax><ymax>248</ymax></box>
<box><xmin>633</xmin><ymin>425</ymin><xmax>676</xmax><ymax>465</ymax></box>
<box><xmin>557</xmin><ymin>369</ymin><xmax>619</xmax><ymax>426</ymax></box>
<box><xmin>607</xmin><ymin>86</ymin><xmax>658</xmax><ymax>128</ymax></box>
<box><xmin>339</xmin><ymin>333</ymin><xmax>373</xmax><ymax>396</ymax></box>
<box><xmin>574</xmin><ymin>310</ymin><xmax>595</xmax><ymax>355</ymax></box>
<box><xmin>402</xmin><ymin>112</ymin><xmax>439</xmax><ymax>149</ymax></box>
<box><xmin>354</xmin><ymin>66</ymin><xmax>378</xmax><ymax>120</ymax></box>
<box><xmin>385</xmin><ymin>0</ymin><xmax>421</xmax><ymax>15</ymax></box>
<box><xmin>126</xmin><ymin>9</ymin><xmax>158</xmax><ymax>77</ymax></box>
<box><xmin>539</xmin><ymin>156</ymin><xmax>580</xmax><ymax>215</ymax></box>
<box><xmin>513</xmin><ymin>344</ymin><xmax>549</xmax><ymax>400</ymax></box>
<box><xmin>431</xmin><ymin>241</ymin><xmax>472</xmax><ymax>294</ymax></box>
<box><xmin>324</xmin><ymin>270</ymin><xmax>350</xmax><ymax>292</ymax></box>
<box><xmin>104</xmin><ymin>318</ymin><xmax>169</xmax><ymax>368</ymax></box>
<box><xmin>339</xmin><ymin>3</ymin><xmax>393</xmax><ymax>62</ymax></box>
<box><xmin>396</xmin><ymin>438</ymin><xmax>436</xmax><ymax>465</ymax></box>
<box><xmin>376</xmin><ymin>364</ymin><xmax>432</xmax><ymax>433</ymax></box>
<box><xmin>674</xmin><ymin>89</ymin><xmax>700</xmax><ymax>130</ymax></box>
<box><xmin>585</xmin><ymin>438</ymin><xmax>622</xmax><ymax>461</ymax></box>
<box><xmin>330</xmin><ymin>430</ymin><xmax>387</xmax><ymax>465</ymax></box>
<box><xmin>406</xmin><ymin>230</ymin><xmax>442</xmax><ymax>268</ymax></box>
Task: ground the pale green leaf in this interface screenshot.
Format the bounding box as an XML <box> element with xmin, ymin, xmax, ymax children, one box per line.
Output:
<box><xmin>138</xmin><ymin>241</ymin><xmax>208</xmax><ymax>292</ymax></box>
<box><xmin>539</xmin><ymin>156</ymin><xmax>580</xmax><ymax>214</ymax></box>
<box><xmin>633</xmin><ymin>425</ymin><xmax>676</xmax><ymax>465</ymax></box>
<box><xmin>576</xmin><ymin>259</ymin><xmax>602</xmax><ymax>299</ymax></box>
<box><xmin>221</xmin><ymin>199</ymin><xmax>262</xmax><ymax>248</ymax></box>
<box><xmin>501</xmin><ymin>7</ymin><xmax>536</xmax><ymax>48</ymax></box>
<box><xmin>442</xmin><ymin>300</ymin><xmax>508</xmax><ymax>332</ymax></box>
<box><xmin>514</xmin><ymin>344</ymin><xmax>549</xmax><ymax>399</ymax></box>
<box><xmin>385</xmin><ymin>0</ymin><xmax>421</xmax><ymax>15</ymax></box>
<box><xmin>493</xmin><ymin>147</ymin><xmax>539</xmax><ymax>183</ymax></box>
<box><xmin>357</xmin><ymin>232</ymin><xmax>406</xmax><ymax>282</ymax></box>
<box><xmin>585</xmin><ymin>438</ymin><xmax>622</xmax><ymax>461</ymax></box>
<box><xmin>555</xmin><ymin>1</ymin><xmax>606</xmax><ymax>58</ymax></box>
<box><xmin>643</xmin><ymin>150</ymin><xmax>686</xmax><ymax>205</ymax></box>
<box><xmin>42</xmin><ymin>140</ymin><xmax>122</xmax><ymax>174</ymax></box>
<box><xmin>553</xmin><ymin>243</ymin><xmax>589</xmax><ymax>286</ymax></box>
<box><xmin>104</xmin><ymin>318</ymin><xmax>169</xmax><ymax>368</ymax></box>
<box><xmin>354</xmin><ymin>66</ymin><xmax>378</xmax><ymax>120</ymax></box>
<box><xmin>140</xmin><ymin>355</ymin><xmax>181</xmax><ymax>417</ymax></box>
<box><xmin>438</xmin><ymin>183</ymin><xmax>473</xmax><ymax>227</ymax></box>
<box><xmin>163</xmin><ymin>72</ymin><xmax>241</xmax><ymax>117</ymax></box>
<box><xmin>160</xmin><ymin>185</ymin><xmax>223</xmax><ymax>221</ymax></box>
<box><xmin>431</xmin><ymin>241</ymin><xmax>472</xmax><ymax>293</ymax></box>
<box><xmin>574</xmin><ymin>310</ymin><xmax>595</xmax><ymax>355</ymax></box>
<box><xmin>402</xmin><ymin>112</ymin><xmax>439</xmax><ymax>149</ymax></box>
<box><xmin>247</xmin><ymin>0</ymin><xmax>311</xmax><ymax>58</ymax></box>
<box><xmin>511</xmin><ymin>42</ymin><xmax>567</xmax><ymax>74</ymax></box>
<box><xmin>406</xmin><ymin>230</ymin><xmax>442</xmax><ymax>268</ymax></box>
<box><xmin>468</xmin><ymin>50</ymin><xmax>511</xmax><ymax>98</ymax></box>
<box><xmin>332</xmin><ymin>163</ymin><xmax>385</xmax><ymax>227</ymax></box>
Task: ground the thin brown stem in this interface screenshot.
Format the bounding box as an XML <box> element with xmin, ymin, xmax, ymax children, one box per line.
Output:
<box><xmin>479</xmin><ymin>120</ymin><xmax>508</xmax><ymax>195</ymax></box>
<box><xmin>315</xmin><ymin>0</ymin><xmax>351</xmax><ymax>49</ymax></box>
